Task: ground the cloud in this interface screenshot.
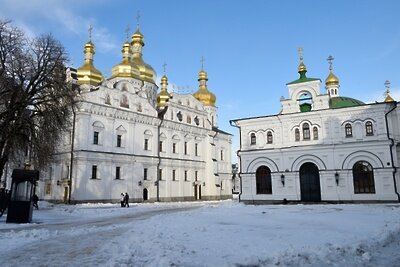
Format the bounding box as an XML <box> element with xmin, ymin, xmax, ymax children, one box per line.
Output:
<box><xmin>0</xmin><ymin>0</ymin><xmax>118</xmax><ymax>53</ymax></box>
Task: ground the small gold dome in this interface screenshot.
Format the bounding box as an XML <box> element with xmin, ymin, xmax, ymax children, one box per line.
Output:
<box><xmin>193</xmin><ymin>69</ymin><xmax>216</xmax><ymax>106</ymax></box>
<box><xmin>77</xmin><ymin>41</ymin><xmax>104</xmax><ymax>86</ymax></box>
<box><xmin>131</xmin><ymin>29</ymin><xmax>144</xmax><ymax>46</ymax></box>
<box><xmin>325</xmin><ymin>71</ymin><xmax>339</xmax><ymax>86</ymax></box>
<box><xmin>112</xmin><ymin>41</ymin><xmax>141</xmax><ymax>79</ymax></box>
<box><xmin>157</xmin><ymin>74</ymin><xmax>171</xmax><ymax>108</ymax></box>
<box><xmin>298</xmin><ymin>62</ymin><xmax>307</xmax><ymax>72</ymax></box>
<box><xmin>130</xmin><ymin>29</ymin><xmax>156</xmax><ymax>83</ymax></box>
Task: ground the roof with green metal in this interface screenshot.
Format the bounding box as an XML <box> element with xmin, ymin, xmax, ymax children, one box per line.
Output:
<box><xmin>329</xmin><ymin>96</ymin><xmax>365</xmax><ymax>108</ymax></box>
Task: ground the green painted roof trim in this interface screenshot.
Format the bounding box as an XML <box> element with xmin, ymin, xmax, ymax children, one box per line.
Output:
<box><xmin>286</xmin><ymin>76</ymin><xmax>321</xmax><ymax>85</ymax></box>
<box><xmin>329</xmin><ymin>96</ymin><xmax>365</xmax><ymax>108</ymax></box>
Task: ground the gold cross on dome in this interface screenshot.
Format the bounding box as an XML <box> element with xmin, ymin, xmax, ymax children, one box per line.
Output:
<box><xmin>298</xmin><ymin>47</ymin><xmax>303</xmax><ymax>62</ymax></box>
<box><xmin>136</xmin><ymin>11</ymin><xmax>141</xmax><ymax>29</ymax></box>
<box><xmin>327</xmin><ymin>55</ymin><xmax>334</xmax><ymax>70</ymax></box>
<box><xmin>88</xmin><ymin>25</ymin><xmax>93</xmax><ymax>41</ymax></box>
<box><xmin>125</xmin><ymin>24</ymin><xmax>131</xmax><ymax>40</ymax></box>
<box><xmin>384</xmin><ymin>80</ymin><xmax>391</xmax><ymax>90</ymax></box>
<box><xmin>162</xmin><ymin>62</ymin><xmax>167</xmax><ymax>74</ymax></box>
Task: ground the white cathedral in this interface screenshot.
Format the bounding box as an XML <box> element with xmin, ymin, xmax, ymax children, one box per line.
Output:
<box><xmin>39</xmin><ymin>26</ymin><xmax>232</xmax><ymax>203</ymax></box>
<box><xmin>231</xmin><ymin>51</ymin><xmax>400</xmax><ymax>204</ymax></box>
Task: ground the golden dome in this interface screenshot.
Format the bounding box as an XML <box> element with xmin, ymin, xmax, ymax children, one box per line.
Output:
<box><xmin>193</xmin><ymin>69</ymin><xmax>216</xmax><ymax>106</ymax></box>
<box><xmin>325</xmin><ymin>71</ymin><xmax>339</xmax><ymax>86</ymax></box>
<box><xmin>157</xmin><ymin>75</ymin><xmax>171</xmax><ymax>108</ymax></box>
<box><xmin>112</xmin><ymin>41</ymin><xmax>141</xmax><ymax>79</ymax></box>
<box><xmin>77</xmin><ymin>41</ymin><xmax>104</xmax><ymax>86</ymax></box>
<box><xmin>298</xmin><ymin>62</ymin><xmax>307</xmax><ymax>73</ymax></box>
<box><xmin>130</xmin><ymin>29</ymin><xmax>156</xmax><ymax>83</ymax></box>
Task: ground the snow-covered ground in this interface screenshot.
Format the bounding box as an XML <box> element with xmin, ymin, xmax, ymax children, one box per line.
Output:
<box><xmin>0</xmin><ymin>200</ymin><xmax>399</xmax><ymax>267</ymax></box>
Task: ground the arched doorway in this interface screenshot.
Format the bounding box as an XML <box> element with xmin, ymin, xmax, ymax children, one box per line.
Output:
<box><xmin>299</xmin><ymin>162</ymin><xmax>321</xmax><ymax>202</ymax></box>
<box><xmin>143</xmin><ymin>188</ymin><xmax>148</xmax><ymax>201</ymax></box>
<box><xmin>256</xmin><ymin>166</ymin><xmax>272</xmax><ymax>194</ymax></box>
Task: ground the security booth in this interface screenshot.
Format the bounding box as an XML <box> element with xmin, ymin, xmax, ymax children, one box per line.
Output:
<box><xmin>6</xmin><ymin>169</ymin><xmax>39</xmax><ymax>223</ymax></box>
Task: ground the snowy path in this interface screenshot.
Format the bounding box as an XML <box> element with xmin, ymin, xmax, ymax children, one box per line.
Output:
<box><xmin>0</xmin><ymin>201</ymin><xmax>400</xmax><ymax>267</ymax></box>
<box><xmin>0</xmin><ymin>205</ymin><xmax>202</xmax><ymax>267</ymax></box>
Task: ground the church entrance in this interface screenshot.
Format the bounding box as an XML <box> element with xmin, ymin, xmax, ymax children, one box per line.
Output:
<box><xmin>299</xmin><ymin>162</ymin><xmax>321</xmax><ymax>202</ymax></box>
<box><xmin>143</xmin><ymin>188</ymin><xmax>148</xmax><ymax>201</ymax></box>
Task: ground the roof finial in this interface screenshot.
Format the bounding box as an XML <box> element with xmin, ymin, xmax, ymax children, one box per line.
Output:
<box><xmin>125</xmin><ymin>24</ymin><xmax>131</xmax><ymax>41</ymax></box>
<box><xmin>88</xmin><ymin>25</ymin><xmax>93</xmax><ymax>41</ymax></box>
<box><xmin>201</xmin><ymin>56</ymin><xmax>205</xmax><ymax>70</ymax></box>
<box><xmin>298</xmin><ymin>47</ymin><xmax>303</xmax><ymax>63</ymax></box>
<box><xmin>136</xmin><ymin>11</ymin><xmax>141</xmax><ymax>30</ymax></box>
<box><xmin>327</xmin><ymin>55</ymin><xmax>334</xmax><ymax>71</ymax></box>
<box><xmin>384</xmin><ymin>80</ymin><xmax>391</xmax><ymax>95</ymax></box>
<box><xmin>162</xmin><ymin>62</ymin><xmax>167</xmax><ymax>75</ymax></box>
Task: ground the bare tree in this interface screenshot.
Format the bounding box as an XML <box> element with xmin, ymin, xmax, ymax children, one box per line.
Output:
<box><xmin>0</xmin><ymin>20</ymin><xmax>77</xmax><ymax>181</ymax></box>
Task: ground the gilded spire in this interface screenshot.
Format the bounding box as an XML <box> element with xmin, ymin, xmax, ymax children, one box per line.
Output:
<box><xmin>298</xmin><ymin>47</ymin><xmax>307</xmax><ymax>78</ymax></box>
<box><xmin>193</xmin><ymin>58</ymin><xmax>216</xmax><ymax>106</ymax></box>
<box><xmin>129</xmin><ymin>13</ymin><xmax>156</xmax><ymax>83</ymax></box>
<box><xmin>384</xmin><ymin>80</ymin><xmax>395</xmax><ymax>102</ymax></box>
<box><xmin>111</xmin><ymin>39</ymin><xmax>140</xmax><ymax>79</ymax></box>
<box><xmin>157</xmin><ymin>63</ymin><xmax>171</xmax><ymax>109</ymax></box>
<box><xmin>77</xmin><ymin>25</ymin><xmax>104</xmax><ymax>86</ymax></box>
<box><xmin>325</xmin><ymin>55</ymin><xmax>339</xmax><ymax>87</ymax></box>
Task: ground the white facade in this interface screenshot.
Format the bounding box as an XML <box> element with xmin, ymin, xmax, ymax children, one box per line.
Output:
<box><xmin>35</xmin><ymin>28</ymin><xmax>232</xmax><ymax>203</ymax></box>
<box><xmin>231</xmin><ymin>61</ymin><xmax>400</xmax><ymax>204</ymax></box>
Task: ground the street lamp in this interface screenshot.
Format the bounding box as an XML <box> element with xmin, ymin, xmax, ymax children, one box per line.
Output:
<box><xmin>156</xmin><ymin>106</ymin><xmax>168</xmax><ymax>202</ymax></box>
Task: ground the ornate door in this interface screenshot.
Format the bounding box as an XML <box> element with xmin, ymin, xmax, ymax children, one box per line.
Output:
<box><xmin>300</xmin><ymin>162</ymin><xmax>321</xmax><ymax>202</ymax></box>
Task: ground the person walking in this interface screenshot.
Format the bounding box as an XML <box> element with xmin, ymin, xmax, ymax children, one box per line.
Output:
<box><xmin>124</xmin><ymin>192</ymin><xmax>129</xmax><ymax>207</ymax></box>
<box><xmin>120</xmin><ymin>193</ymin><xmax>125</xmax><ymax>207</ymax></box>
<box><xmin>32</xmin><ymin>193</ymin><xmax>39</xmax><ymax>210</ymax></box>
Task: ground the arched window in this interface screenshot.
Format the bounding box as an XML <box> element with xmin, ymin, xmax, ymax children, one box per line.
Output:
<box><xmin>345</xmin><ymin>123</ymin><xmax>352</xmax><ymax>137</ymax></box>
<box><xmin>303</xmin><ymin>123</ymin><xmax>310</xmax><ymax>140</ymax></box>
<box><xmin>295</xmin><ymin>129</ymin><xmax>300</xmax><ymax>141</ymax></box>
<box><xmin>365</xmin><ymin>121</ymin><xmax>373</xmax><ymax>136</ymax></box>
<box><xmin>298</xmin><ymin>91</ymin><xmax>312</xmax><ymax>112</ymax></box>
<box><xmin>353</xmin><ymin>161</ymin><xmax>375</xmax><ymax>194</ymax></box>
<box><xmin>313</xmin><ymin>127</ymin><xmax>318</xmax><ymax>140</ymax></box>
<box><xmin>250</xmin><ymin>133</ymin><xmax>256</xmax><ymax>145</ymax></box>
<box><xmin>256</xmin><ymin>166</ymin><xmax>272</xmax><ymax>194</ymax></box>
<box><xmin>267</xmin><ymin>131</ymin><xmax>273</xmax><ymax>144</ymax></box>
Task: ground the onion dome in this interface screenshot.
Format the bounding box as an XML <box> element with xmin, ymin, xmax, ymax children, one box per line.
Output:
<box><xmin>111</xmin><ymin>41</ymin><xmax>141</xmax><ymax>79</ymax></box>
<box><xmin>157</xmin><ymin>75</ymin><xmax>171</xmax><ymax>109</ymax></box>
<box><xmin>130</xmin><ymin>29</ymin><xmax>156</xmax><ymax>83</ymax></box>
<box><xmin>77</xmin><ymin>41</ymin><xmax>104</xmax><ymax>86</ymax></box>
<box><xmin>325</xmin><ymin>55</ymin><xmax>339</xmax><ymax>87</ymax></box>
<box><xmin>287</xmin><ymin>48</ymin><xmax>320</xmax><ymax>85</ymax></box>
<box><xmin>193</xmin><ymin>69</ymin><xmax>216</xmax><ymax>106</ymax></box>
<box><xmin>325</xmin><ymin>71</ymin><xmax>339</xmax><ymax>86</ymax></box>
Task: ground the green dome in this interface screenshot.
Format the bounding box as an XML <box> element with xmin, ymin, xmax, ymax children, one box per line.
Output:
<box><xmin>329</xmin><ymin>96</ymin><xmax>364</xmax><ymax>109</ymax></box>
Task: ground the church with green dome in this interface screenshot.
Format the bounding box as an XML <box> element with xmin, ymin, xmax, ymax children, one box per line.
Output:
<box><xmin>231</xmin><ymin>49</ymin><xmax>399</xmax><ymax>204</ymax></box>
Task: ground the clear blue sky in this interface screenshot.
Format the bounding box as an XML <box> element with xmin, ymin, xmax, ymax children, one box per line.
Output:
<box><xmin>1</xmin><ymin>0</ymin><xmax>400</xmax><ymax>160</ymax></box>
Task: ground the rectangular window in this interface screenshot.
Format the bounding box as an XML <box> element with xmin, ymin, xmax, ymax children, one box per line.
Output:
<box><xmin>93</xmin><ymin>131</ymin><xmax>99</xmax><ymax>145</ymax></box>
<box><xmin>172</xmin><ymin>143</ymin><xmax>176</xmax><ymax>153</ymax></box>
<box><xmin>195</xmin><ymin>170</ymin><xmax>198</xmax><ymax>181</ymax></box>
<box><xmin>144</xmin><ymin>168</ymin><xmax>148</xmax><ymax>180</ymax></box>
<box><xmin>144</xmin><ymin>138</ymin><xmax>149</xmax><ymax>150</ymax></box>
<box><xmin>117</xmin><ymin>134</ymin><xmax>122</xmax><ymax>147</ymax></box>
<box><xmin>184</xmin><ymin>141</ymin><xmax>188</xmax><ymax>155</ymax></box>
<box><xmin>116</xmin><ymin>167</ymin><xmax>121</xmax><ymax>180</ymax></box>
<box><xmin>91</xmin><ymin>165</ymin><xmax>97</xmax><ymax>179</ymax></box>
<box><xmin>172</xmin><ymin>170</ymin><xmax>176</xmax><ymax>181</ymax></box>
<box><xmin>159</xmin><ymin>169</ymin><xmax>163</xmax><ymax>180</ymax></box>
<box><xmin>184</xmin><ymin>170</ymin><xmax>188</xmax><ymax>181</ymax></box>
<box><xmin>195</xmin><ymin>143</ymin><xmax>198</xmax><ymax>156</ymax></box>
<box><xmin>159</xmin><ymin>141</ymin><xmax>163</xmax><ymax>152</ymax></box>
